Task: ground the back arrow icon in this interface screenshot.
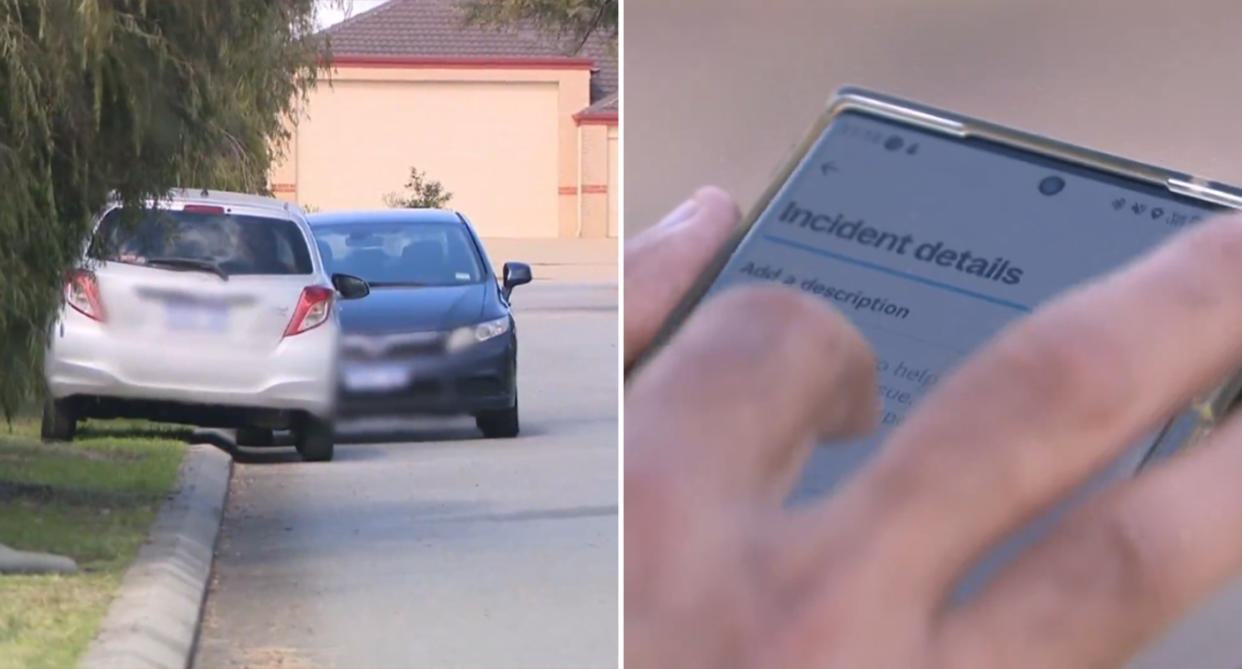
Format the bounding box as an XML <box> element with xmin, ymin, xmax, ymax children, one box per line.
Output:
<box><xmin>820</xmin><ymin>161</ymin><xmax>838</xmax><ymax>175</ymax></box>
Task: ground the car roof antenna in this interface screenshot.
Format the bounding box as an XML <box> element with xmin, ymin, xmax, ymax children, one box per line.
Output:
<box><xmin>201</xmin><ymin>187</ymin><xmax>210</xmax><ymax>197</ymax></box>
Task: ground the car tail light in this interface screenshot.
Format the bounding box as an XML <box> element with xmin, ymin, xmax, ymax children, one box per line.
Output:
<box><xmin>283</xmin><ymin>286</ymin><xmax>334</xmax><ymax>337</ymax></box>
<box><xmin>65</xmin><ymin>269</ymin><xmax>105</xmax><ymax>321</ymax></box>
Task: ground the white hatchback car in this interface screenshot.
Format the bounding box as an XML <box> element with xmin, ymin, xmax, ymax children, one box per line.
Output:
<box><xmin>42</xmin><ymin>189</ymin><xmax>369</xmax><ymax>461</ymax></box>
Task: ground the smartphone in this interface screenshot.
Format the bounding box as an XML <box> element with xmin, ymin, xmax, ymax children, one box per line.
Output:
<box><xmin>630</xmin><ymin>88</ymin><xmax>1242</xmax><ymax>663</ymax></box>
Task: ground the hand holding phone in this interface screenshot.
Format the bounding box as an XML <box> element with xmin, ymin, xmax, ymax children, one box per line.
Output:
<box><xmin>627</xmin><ymin>191</ymin><xmax>1242</xmax><ymax>669</ymax></box>
<box><xmin>626</xmin><ymin>90</ymin><xmax>1242</xmax><ymax>668</ymax></box>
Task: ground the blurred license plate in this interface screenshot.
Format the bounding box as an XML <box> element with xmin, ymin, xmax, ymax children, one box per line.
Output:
<box><xmin>343</xmin><ymin>364</ymin><xmax>409</xmax><ymax>391</ymax></box>
<box><xmin>165</xmin><ymin>299</ymin><xmax>229</xmax><ymax>332</ymax></box>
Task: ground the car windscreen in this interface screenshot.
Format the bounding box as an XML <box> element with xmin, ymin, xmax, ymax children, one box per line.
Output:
<box><xmin>312</xmin><ymin>219</ymin><xmax>485</xmax><ymax>286</ymax></box>
<box><xmin>89</xmin><ymin>207</ymin><xmax>313</xmax><ymax>276</ymax></box>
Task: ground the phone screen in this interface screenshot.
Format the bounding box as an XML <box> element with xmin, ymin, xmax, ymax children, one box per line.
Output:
<box><xmin>702</xmin><ymin>109</ymin><xmax>1228</xmax><ymax>597</ymax></box>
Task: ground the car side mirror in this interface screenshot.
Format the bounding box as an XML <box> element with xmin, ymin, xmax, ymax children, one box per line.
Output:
<box><xmin>502</xmin><ymin>262</ymin><xmax>532</xmax><ymax>298</ymax></box>
<box><xmin>332</xmin><ymin>273</ymin><xmax>370</xmax><ymax>300</ymax></box>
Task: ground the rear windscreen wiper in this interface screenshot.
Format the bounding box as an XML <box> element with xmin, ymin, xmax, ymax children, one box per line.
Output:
<box><xmin>144</xmin><ymin>257</ymin><xmax>229</xmax><ymax>281</ymax></box>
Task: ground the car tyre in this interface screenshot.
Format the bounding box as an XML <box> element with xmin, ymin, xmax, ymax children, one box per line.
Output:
<box><xmin>476</xmin><ymin>394</ymin><xmax>519</xmax><ymax>439</ymax></box>
<box><xmin>41</xmin><ymin>399</ymin><xmax>77</xmax><ymax>442</ymax></box>
<box><xmin>236</xmin><ymin>427</ymin><xmax>275</xmax><ymax>447</ymax></box>
<box><xmin>295</xmin><ymin>415</ymin><xmax>335</xmax><ymax>462</ymax></box>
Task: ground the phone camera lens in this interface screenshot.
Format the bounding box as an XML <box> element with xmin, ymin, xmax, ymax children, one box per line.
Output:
<box><xmin>1039</xmin><ymin>176</ymin><xmax>1066</xmax><ymax>196</ymax></box>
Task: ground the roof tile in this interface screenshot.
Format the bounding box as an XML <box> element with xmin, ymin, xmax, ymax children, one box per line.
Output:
<box><xmin>577</xmin><ymin>92</ymin><xmax>618</xmax><ymax>118</ymax></box>
<box><xmin>324</xmin><ymin>0</ymin><xmax>616</xmax><ymax>100</ymax></box>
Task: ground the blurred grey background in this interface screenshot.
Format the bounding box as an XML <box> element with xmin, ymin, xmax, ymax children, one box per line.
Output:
<box><xmin>624</xmin><ymin>0</ymin><xmax>1242</xmax><ymax>235</ymax></box>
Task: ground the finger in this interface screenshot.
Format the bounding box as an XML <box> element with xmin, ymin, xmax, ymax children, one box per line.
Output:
<box><xmin>625</xmin><ymin>285</ymin><xmax>877</xmax><ymax>614</ymax></box>
<box><xmin>626</xmin><ymin>284</ymin><xmax>878</xmax><ymax>508</ymax></box>
<box><xmin>824</xmin><ymin>214</ymin><xmax>1242</xmax><ymax>600</ymax></box>
<box><xmin>938</xmin><ymin>410</ymin><xmax>1242</xmax><ymax>668</ymax></box>
<box><xmin>624</xmin><ymin>186</ymin><xmax>740</xmax><ymax>368</ymax></box>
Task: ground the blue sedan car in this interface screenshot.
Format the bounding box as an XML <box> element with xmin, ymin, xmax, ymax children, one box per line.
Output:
<box><xmin>308</xmin><ymin>209</ymin><xmax>531</xmax><ymax>437</ymax></box>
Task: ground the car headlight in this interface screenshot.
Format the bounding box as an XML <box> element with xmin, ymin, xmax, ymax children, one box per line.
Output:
<box><xmin>446</xmin><ymin>316</ymin><xmax>511</xmax><ymax>352</ymax></box>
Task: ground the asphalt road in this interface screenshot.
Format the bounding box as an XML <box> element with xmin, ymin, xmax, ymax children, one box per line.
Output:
<box><xmin>192</xmin><ymin>281</ymin><xmax>618</xmax><ymax>669</ymax></box>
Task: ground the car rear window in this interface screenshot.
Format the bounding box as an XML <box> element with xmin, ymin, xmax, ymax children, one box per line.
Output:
<box><xmin>90</xmin><ymin>207</ymin><xmax>313</xmax><ymax>275</ymax></box>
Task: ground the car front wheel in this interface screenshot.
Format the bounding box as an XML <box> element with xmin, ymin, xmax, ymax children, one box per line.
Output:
<box><xmin>476</xmin><ymin>393</ymin><xmax>519</xmax><ymax>439</ymax></box>
<box><xmin>295</xmin><ymin>415</ymin><xmax>335</xmax><ymax>462</ymax></box>
<box><xmin>40</xmin><ymin>399</ymin><xmax>77</xmax><ymax>442</ymax></box>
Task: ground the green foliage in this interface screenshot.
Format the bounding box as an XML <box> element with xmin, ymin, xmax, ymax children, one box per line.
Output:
<box><xmin>383</xmin><ymin>167</ymin><xmax>454</xmax><ymax>209</ymax></box>
<box><xmin>0</xmin><ymin>0</ymin><xmax>330</xmax><ymax>416</ymax></box>
<box><xmin>461</xmin><ymin>0</ymin><xmax>617</xmax><ymax>55</ymax></box>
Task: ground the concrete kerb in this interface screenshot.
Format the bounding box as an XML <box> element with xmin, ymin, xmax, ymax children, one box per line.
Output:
<box><xmin>78</xmin><ymin>444</ymin><xmax>231</xmax><ymax>669</ymax></box>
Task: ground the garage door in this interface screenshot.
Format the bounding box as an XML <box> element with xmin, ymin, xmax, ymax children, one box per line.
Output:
<box><xmin>297</xmin><ymin>80</ymin><xmax>559</xmax><ymax>239</ymax></box>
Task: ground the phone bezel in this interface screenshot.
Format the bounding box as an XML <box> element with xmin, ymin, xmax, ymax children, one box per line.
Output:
<box><xmin>628</xmin><ymin>86</ymin><xmax>1242</xmax><ymax>451</ymax></box>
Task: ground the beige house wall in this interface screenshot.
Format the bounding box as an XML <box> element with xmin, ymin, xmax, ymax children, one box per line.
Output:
<box><xmin>270</xmin><ymin>63</ymin><xmax>611</xmax><ymax>239</ymax></box>
<box><xmin>576</xmin><ymin>123</ymin><xmax>613</xmax><ymax>238</ymax></box>
<box><xmin>269</xmin><ymin>112</ymin><xmax>299</xmax><ymax>198</ymax></box>
<box><xmin>304</xmin><ymin>78</ymin><xmax>558</xmax><ymax>238</ymax></box>
<box><xmin>607</xmin><ymin>125</ymin><xmax>619</xmax><ymax>238</ymax></box>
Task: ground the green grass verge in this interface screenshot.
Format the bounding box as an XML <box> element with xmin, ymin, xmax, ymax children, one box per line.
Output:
<box><xmin>0</xmin><ymin>418</ymin><xmax>188</xmax><ymax>669</ymax></box>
